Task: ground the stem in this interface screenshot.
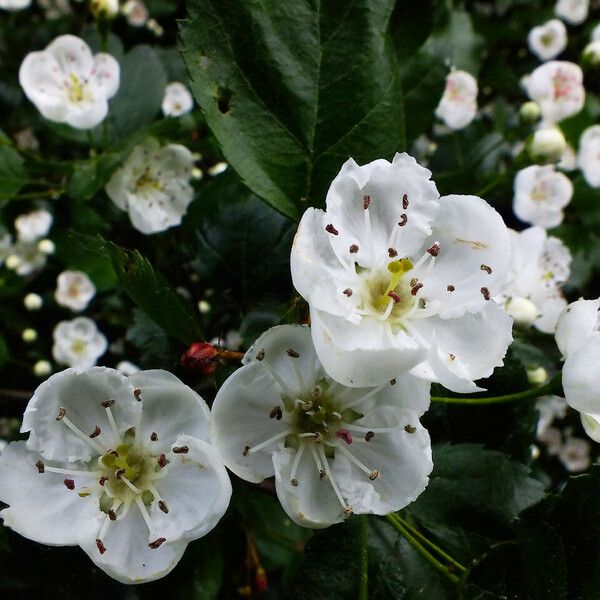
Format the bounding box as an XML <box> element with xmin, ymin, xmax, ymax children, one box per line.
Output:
<box><xmin>386</xmin><ymin>514</ymin><xmax>460</xmax><ymax>585</ymax></box>
<box><xmin>358</xmin><ymin>515</ymin><xmax>368</xmax><ymax>600</ymax></box>
<box><xmin>476</xmin><ymin>173</ymin><xmax>508</xmax><ymax>197</ymax></box>
<box><xmin>12</xmin><ymin>188</ymin><xmax>64</xmax><ymax>200</ymax></box>
<box><xmin>431</xmin><ymin>372</ymin><xmax>561</xmax><ymax>406</ymax></box>
<box><xmin>453</xmin><ymin>134</ymin><xmax>465</xmax><ymax>172</ymax></box>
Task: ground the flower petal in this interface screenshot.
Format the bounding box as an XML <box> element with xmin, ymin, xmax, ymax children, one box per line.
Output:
<box><xmin>562</xmin><ymin>336</ymin><xmax>600</xmax><ymax>415</ymax></box>
<box><xmin>555</xmin><ymin>298</ymin><xmax>600</xmax><ymax>357</ymax></box>
<box><xmin>92</xmin><ymin>52</ymin><xmax>120</xmax><ymax>98</ymax></box>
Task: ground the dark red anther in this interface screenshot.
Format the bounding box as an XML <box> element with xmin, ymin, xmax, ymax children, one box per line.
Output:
<box><xmin>325</xmin><ymin>223</ymin><xmax>339</xmax><ymax>235</ymax></box>
<box><xmin>101</xmin><ymin>399</ymin><xmax>115</xmax><ymax>408</ymax></box>
<box><xmin>343</xmin><ymin>288</ymin><xmax>353</xmax><ymax>297</ymax></box>
<box><xmin>480</xmin><ymin>287</ymin><xmax>490</xmax><ymax>300</ymax></box>
<box><xmin>447</xmin><ymin>285</ymin><xmax>455</xmax><ymax>292</ymax></box>
<box><xmin>158</xmin><ymin>454</ymin><xmax>169</xmax><ymax>468</ymax></box>
<box><xmin>96</xmin><ymin>539</ymin><xmax>107</xmax><ymax>554</ymax></box>
<box><xmin>148</xmin><ymin>538</ymin><xmax>166</xmax><ymax>549</ymax></box>
<box><xmin>398</xmin><ymin>214</ymin><xmax>408</xmax><ymax>226</ymax></box>
<box><xmin>363</xmin><ymin>195</ymin><xmax>371</xmax><ymax>210</ymax></box>
<box><xmin>388</xmin><ymin>248</ymin><xmax>398</xmax><ymax>257</ymax></box>
<box><xmin>99</xmin><ymin>475</ymin><xmax>108</xmax><ymax>486</ymax></box>
<box><xmin>336</xmin><ymin>428</ymin><xmax>353</xmax><ymax>444</ymax></box>
<box><xmin>402</xmin><ymin>194</ymin><xmax>409</xmax><ymax>209</ymax></box>
<box><xmin>64</xmin><ymin>479</ymin><xmax>75</xmax><ymax>490</ymax></box>
<box><xmin>181</xmin><ymin>341</ymin><xmax>219</xmax><ymax>375</ymax></box>
<box><xmin>89</xmin><ymin>426</ymin><xmax>101</xmax><ymax>438</ymax></box>
<box><xmin>388</xmin><ymin>291</ymin><xmax>401</xmax><ymax>303</ymax></box>
<box><xmin>427</xmin><ymin>243</ymin><xmax>440</xmax><ymax>257</ymax></box>
<box><xmin>480</xmin><ymin>264</ymin><xmax>492</xmax><ymax>274</ymax></box>
<box><xmin>35</xmin><ymin>460</ymin><xmax>45</xmax><ymax>473</ymax></box>
<box><xmin>134</xmin><ymin>388</ymin><xmax>142</xmax><ymax>401</ymax></box>
<box><xmin>349</xmin><ymin>244</ymin><xmax>359</xmax><ymax>253</ymax></box>
<box><xmin>411</xmin><ymin>283</ymin><xmax>423</xmax><ymax>296</ymax></box>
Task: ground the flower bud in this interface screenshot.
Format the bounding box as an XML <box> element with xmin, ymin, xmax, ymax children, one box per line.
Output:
<box><xmin>505</xmin><ymin>296</ymin><xmax>539</xmax><ymax>327</ymax></box>
<box><xmin>90</xmin><ymin>0</ymin><xmax>119</xmax><ymax>19</ymax></box>
<box><xmin>181</xmin><ymin>342</ymin><xmax>219</xmax><ymax>375</ymax></box>
<box><xmin>37</xmin><ymin>239</ymin><xmax>55</xmax><ymax>255</ymax></box>
<box><xmin>33</xmin><ymin>360</ymin><xmax>52</xmax><ymax>377</ymax></box>
<box><xmin>198</xmin><ymin>300</ymin><xmax>211</xmax><ymax>314</ymax></box>
<box><xmin>519</xmin><ymin>101</ymin><xmax>541</xmax><ymax>123</ymax></box>
<box><xmin>22</xmin><ymin>328</ymin><xmax>38</xmax><ymax>343</ymax></box>
<box><xmin>582</xmin><ymin>41</ymin><xmax>600</xmax><ymax>67</ymax></box>
<box><xmin>23</xmin><ymin>293</ymin><xmax>43</xmax><ymax>311</ymax></box>
<box><xmin>527</xmin><ymin>366</ymin><xmax>548</xmax><ymax>385</ymax></box>
<box><xmin>528</xmin><ymin>127</ymin><xmax>566</xmax><ymax>164</ymax></box>
<box><xmin>5</xmin><ymin>255</ymin><xmax>20</xmax><ymax>270</ymax></box>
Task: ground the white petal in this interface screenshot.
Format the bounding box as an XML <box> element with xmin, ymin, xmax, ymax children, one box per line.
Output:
<box><xmin>420</xmin><ymin>194</ymin><xmax>511</xmax><ymax>318</ymax></box>
<box><xmin>562</xmin><ymin>336</ymin><xmax>600</xmax><ymax>415</ymax></box>
<box><xmin>150</xmin><ymin>435</ymin><xmax>231</xmax><ymax>541</ymax></box>
<box><xmin>46</xmin><ymin>34</ymin><xmax>95</xmax><ymax>75</ymax></box>
<box><xmin>129</xmin><ymin>370</ymin><xmax>211</xmax><ymax>451</ymax></box>
<box><xmin>581</xmin><ymin>411</ymin><xmax>600</xmax><ymax>443</ymax></box>
<box><xmin>22</xmin><ymin>367</ymin><xmax>141</xmax><ymax>462</ymax></box>
<box><xmin>534</xmin><ymin>293</ymin><xmax>567</xmax><ymax>334</ymax></box>
<box><xmin>0</xmin><ymin>441</ymin><xmax>100</xmax><ymax>546</ymax></box>
<box><xmin>555</xmin><ymin>298</ymin><xmax>600</xmax><ymax>357</ymax></box>
<box><xmin>91</xmin><ymin>52</ymin><xmax>120</xmax><ymax>98</ymax></box>
<box><xmin>373</xmin><ymin>372</ymin><xmax>431</xmax><ymax>417</ymax></box>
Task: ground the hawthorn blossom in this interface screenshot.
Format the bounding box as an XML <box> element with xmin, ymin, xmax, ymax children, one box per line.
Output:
<box><xmin>555</xmin><ymin>298</ymin><xmax>600</xmax><ymax>442</ymax></box>
<box><xmin>211</xmin><ymin>325</ymin><xmax>432</xmax><ymax>528</ymax></box>
<box><xmin>577</xmin><ymin>125</ymin><xmax>600</xmax><ymax>188</ymax></box>
<box><xmin>291</xmin><ymin>153</ymin><xmax>513</xmax><ymax>391</ymax></box>
<box><xmin>117</xmin><ymin>361</ymin><xmax>141</xmax><ymax>376</ymax></box>
<box><xmin>559</xmin><ymin>436</ymin><xmax>591</xmax><ymax>472</ymax></box>
<box><xmin>528</xmin><ymin>19</ymin><xmax>567</xmax><ymax>61</ymax></box>
<box><xmin>105</xmin><ymin>138</ymin><xmax>194</xmax><ymax>234</ymax></box>
<box><xmin>500</xmin><ymin>227</ymin><xmax>571</xmax><ymax>333</ymax></box>
<box><xmin>435</xmin><ymin>70</ymin><xmax>478</xmax><ymax>130</ymax></box>
<box><xmin>53</xmin><ymin>317</ymin><xmax>108</xmax><ymax>368</ymax></box>
<box><xmin>55</xmin><ymin>270</ymin><xmax>96</xmax><ymax>312</ymax></box>
<box><xmin>555</xmin><ymin>0</ymin><xmax>589</xmax><ymax>25</ymax></box>
<box><xmin>15</xmin><ymin>209</ymin><xmax>52</xmax><ymax>242</ymax></box>
<box><xmin>19</xmin><ymin>35</ymin><xmax>120</xmax><ymax>129</ymax></box>
<box><xmin>536</xmin><ymin>394</ymin><xmax>568</xmax><ymax>436</ymax></box>
<box><xmin>0</xmin><ymin>367</ymin><xmax>231</xmax><ymax>583</ymax></box>
<box><xmin>122</xmin><ymin>0</ymin><xmax>148</xmax><ymax>27</ymax></box>
<box><xmin>0</xmin><ymin>0</ymin><xmax>31</xmax><ymax>10</ymax></box>
<box><xmin>513</xmin><ymin>165</ymin><xmax>573</xmax><ymax>228</ymax></box>
<box><xmin>162</xmin><ymin>82</ymin><xmax>194</xmax><ymax>117</ymax></box>
<box><xmin>525</xmin><ymin>61</ymin><xmax>585</xmax><ymax>123</ymax></box>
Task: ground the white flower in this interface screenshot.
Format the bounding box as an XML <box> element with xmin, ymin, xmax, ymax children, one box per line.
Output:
<box><xmin>117</xmin><ymin>361</ymin><xmax>141</xmax><ymax>376</ymax></box>
<box><xmin>291</xmin><ymin>153</ymin><xmax>513</xmax><ymax>392</ymax></box>
<box><xmin>0</xmin><ymin>0</ymin><xmax>31</xmax><ymax>10</ymax></box>
<box><xmin>558</xmin><ymin>144</ymin><xmax>577</xmax><ymax>171</ymax></box>
<box><xmin>211</xmin><ymin>325</ymin><xmax>432</xmax><ymax>528</ymax></box>
<box><xmin>536</xmin><ymin>394</ymin><xmax>568</xmax><ymax>436</ymax></box>
<box><xmin>538</xmin><ymin>425</ymin><xmax>563</xmax><ymax>455</ymax></box>
<box><xmin>559</xmin><ymin>436</ymin><xmax>591</xmax><ymax>472</ymax></box>
<box><xmin>435</xmin><ymin>70</ymin><xmax>478</xmax><ymax>130</ymax></box>
<box><xmin>162</xmin><ymin>82</ymin><xmax>194</xmax><ymax>117</ymax></box>
<box><xmin>55</xmin><ymin>270</ymin><xmax>96</xmax><ymax>312</ymax></box>
<box><xmin>6</xmin><ymin>241</ymin><xmax>49</xmax><ymax>276</ymax></box>
<box><xmin>122</xmin><ymin>0</ymin><xmax>148</xmax><ymax>27</ymax></box>
<box><xmin>528</xmin><ymin>19</ymin><xmax>567</xmax><ymax>61</ymax></box>
<box><xmin>529</xmin><ymin>126</ymin><xmax>567</xmax><ymax>163</ymax></box>
<box><xmin>90</xmin><ymin>0</ymin><xmax>118</xmax><ymax>18</ymax></box>
<box><xmin>0</xmin><ymin>367</ymin><xmax>231</xmax><ymax>583</ymax></box>
<box><xmin>500</xmin><ymin>227</ymin><xmax>571</xmax><ymax>333</ymax></box>
<box><xmin>19</xmin><ymin>35</ymin><xmax>120</xmax><ymax>129</ymax></box>
<box><xmin>106</xmin><ymin>138</ymin><xmax>194</xmax><ymax>234</ymax></box>
<box><xmin>15</xmin><ymin>209</ymin><xmax>52</xmax><ymax>242</ymax></box>
<box><xmin>53</xmin><ymin>317</ymin><xmax>108</xmax><ymax>368</ymax></box>
<box><xmin>513</xmin><ymin>165</ymin><xmax>573</xmax><ymax>228</ymax></box>
<box><xmin>555</xmin><ymin>0</ymin><xmax>589</xmax><ymax>24</ymax></box>
<box><xmin>577</xmin><ymin>125</ymin><xmax>600</xmax><ymax>187</ymax></box>
<box><xmin>525</xmin><ymin>62</ymin><xmax>585</xmax><ymax>123</ymax></box>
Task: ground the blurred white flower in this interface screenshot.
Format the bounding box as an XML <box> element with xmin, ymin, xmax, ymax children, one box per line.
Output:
<box><xmin>528</xmin><ymin>19</ymin><xmax>567</xmax><ymax>61</ymax></box>
<box><xmin>525</xmin><ymin>61</ymin><xmax>585</xmax><ymax>123</ymax></box>
<box><xmin>90</xmin><ymin>0</ymin><xmax>118</xmax><ymax>19</ymax></box>
<box><xmin>121</xmin><ymin>0</ymin><xmax>148</xmax><ymax>27</ymax></box>
<box><xmin>557</xmin><ymin>144</ymin><xmax>577</xmax><ymax>171</ymax></box>
<box><xmin>559</xmin><ymin>436</ymin><xmax>591</xmax><ymax>472</ymax></box>
<box><xmin>22</xmin><ymin>328</ymin><xmax>38</xmax><ymax>343</ymax></box>
<box><xmin>211</xmin><ymin>325</ymin><xmax>432</xmax><ymax>528</ymax></box>
<box><xmin>519</xmin><ymin>101</ymin><xmax>542</xmax><ymax>123</ymax></box>
<box><xmin>106</xmin><ymin>138</ymin><xmax>194</xmax><ymax>235</ymax></box>
<box><xmin>15</xmin><ymin>209</ymin><xmax>52</xmax><ymax>242</ymax></box>
<box><xmin>55</xmin><ymin>270</ymin><xmax>96</xmax><ymax>312</ymax></box>
<box><xmin>538</xmin><ymin>425</ymin><xmax>563</xmax><ymax>455</ymax></box>
<box><xmin>582</xmin><ymin>40</ymin><xmax>600</xmax><ymax>65</ymax></box>
<box><xmin>0</xmin><ymin>0</ymin><xmax>31</xmax><ymax>10</ymax></box>
<box><xmin>529</xmin><ymin>126</ymin><xmax>567</xmax><ymax>163</ymax></box>
<box><xmin>23</xmin><ymin>292</ymin><xmax>43</xmax><ymax>311</ymax></box>
<box><xmin>513</xmin><ymin>164</ymin><xmax>573</xmax><ymax>228</ymax></box>
<box><xmin>33</xmin><ymin>360</ymin><xmax>52</xmax><ymax>378</ymax></box>
<box><xmin>0</xmin><ymin>367</ymin><xmax>231</xmax><ymax>583</ymax></box>
<box><xmin>37</xmin><ymin>0</ymin><xmax>71</xmax><ymax>19</ymax></box>
<box><xmin>435</xmin><ymin>70</ymin><xmax>478</xmax><ymax>130</ymax></box>
<box><xmin>19</xmin><ymin>35</ymin><xmax>120</xmax><ymax>129</ymax></box>
<box><xmin>500</xmin><ymin>227</ymin><xmax>571</xmax><ymax>333</ymax></box>
<box><xmin>207</xmin><ymin>162</ymin><xmax>228</xmax><ymax>177</ymax></box>
<box><xmin>52</xmin><ymin>317</ymin><xmax>108</xmax><ymax>368</ymax></box>
<box><xmin>13</xmin><ymin>127</ymin><xmax>39</xmax><ymax>151</ymax></box>
<box><xmin>162</xmin><ymin>82</ymin><xmax>193</xmax><ymax>117</ymax></box>
<box><xmin>577</xmin><ymin>125</ymin><xmax>600</xmax><ymax>187</ymax></box>
<box><xmin>210</xmin><ymin>330</ymin><xmax>242</xmax><ymax>351</ymax></box>
<box><xmin>592</xmin><ymin>22</ymin><xmax>600</xmax><ymax>41</ymax></box>
<box><xmin>116</xmin><ymin>361</ymin><xmax>140</xmax><ymax>376</ymax></box>
<box><xmin>6</xmin><ymin>241</ymin><xmax>49</xmax><ymax>276</ymax></box>
<box><xmin>555</xmin><ymin>0</ymin><xmax>589</xmax><ymax>25</ymax></box>
<box><xmin>536</xmin><ymin>394</ymin><xmax>568</xmax><ymax>436</ymax></box>
<box><xmin>291</xmin><ymin>153</ymin><xmax>513</xmax><ymax>391</ymax></box>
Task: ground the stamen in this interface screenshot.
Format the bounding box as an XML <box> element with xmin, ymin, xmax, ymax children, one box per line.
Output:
<box><xmin>347</xmin><ymin>423</ymin><xmax>398</xmax><ymax>434</ymax></box>
<box><xmin>290</xmin><ymin>444</ymin><xmax>305</xmax><ymax>486</ymax></box>
<box><xmin>157</xmin><ymin>454</ymin><xmax>169</xmax><ymax>468</ymax></box>
<box><xmin>365</xmin><ymin>431</ymin><xmax>374</xmax><ymax>442</ymax></box>
<box><xmin>64</xmin><ymin>479</ymin><xmax>75</xmax><ymax>490</ymax></box>
<box><xmin>343</xmin><ymin>288</ymin><xmax>353</xmax><ymax>297</ymax></box>
<box><xmin>387</xmin><ymin>291</ymin><xmax>401</xmax><ymax>303</ymax></box>
<box><xmin>44</xmin><ymin>465</ymin><xmax>102</xmax><ymax>477</ymax></box>
<box><xmin>402</xmin><ymin>194</ymin><xmax>409</xmax><ymax>209</ymax></box>
<box><xmin>58</xmin><ymin>410</ymin><xmax>105</xmax><ymax>454</ymax></box>
<box><xmin>172</xmin><ymin>446</ymin><xmax>189</xmax><ymax>454</ymax></box>
<box><xmin>378</xmin><ymin>297</ymin><xmax>395</xmax><ymax>321</ymax></box>
<box><xmin>340</xmin><ymin>383</ymin><xmax>387</xmax><ymax>410</ymax></box>
<box><xmin>149</xmin><ymin>538</ymin><xmax>166</xmax><ymax>549</ymax></box>
<box><xmin>388</xmin><ymin>248</ymin><xmax>398</xmax><ymax>258</ymax></box>
<box><xmin>56</xmin><ymin>407</ymin><xmax>66</xmax><ymax>421</ymax></box>
<box><xmin>89</xmin><ymin>426</ymin><xmax>101</xmax><ymax>439</ymax></box>
<box><xmin>269</xmin><ymin>406</ymin><xmax>283</xmax><ymax>420</ymax></box>
<box><xmin>256</xmin><ymin>348</ymin><xmax>265</xmax><ymax>361</ymax></box>
<box><xmin>309</xmin><ymin>444</ymin><xmax>326</xmax><ymax>480</ymax></box>
<box><xmin>291</xmin><ymin>359</ymin><xmax>305</xmax><ymax>391</ymax></box>
<box><xmin>447</xmin><ymin>285</ymin><xmax>455</xmax><ymax>292</ymax></box>
<box><xmin>364</xmin><ymin>206</ymin><xmax>375</xmax><ymax>257</ymax></box>
<box><xmin>115</xmin><ymin>468</ymin><xmax>126</xmax><ymax>480</ymax></box>
<box><xmin>404</xmin><ymin>424</ymin><xmax>417</xmax><ymax>434</ymax></box>
<box><xmin>426</xmin><ymin>243</ymin><xmax>440</xmax><ymax>257</ymax></box>
<box><xmin>363</xmin><ymin>194</ymin><xmax>371</xmax><ymax>210</ymax></box>
<box><xmin>96</xmin><ymin>539</ymin><xmax>107</xmax><ymax>554</ymax></box>
<box><xmin>286</xmin><ymin>348</ymin><xmax>300</xmax><ymax>358</ymax></box>
<box><xmin>317</xmin><ymin>445</ymin><xmax>349</xmax><ymax>512</ymax></box>
<box><xmin>335</xmin><ymin>429</ymin><xmax>353</xmax><ymax>444</ymax></box>
<box><xmin>108</xmin><ymin>510</ymin><xmax>117</xmax><ymax>521</ymax></box>
<box><xmin>245</xmin><ymin>430</ymin><xmax>291</xmax><ymax>455</ymax></box>
<box><xmin>480</xmin><ymin>287</ymin><xmax>491</xmax><ymax>300</ymax></box>
<box><xmin>411</xmin><ymin>282</ymin><xmax>423</xmax><ymax>296</ymax></box>
<box><xmin>134</xmin><ymin>388</ymin><xmax>142</xmax><ymax>401</ymax></box>
<box><xmin>135</xmin><ymin>496</ymin><xmax>155</xmax><ymax>534</ymax></box>
<box><xmin>480</xmin><ymin>264</ymin><xmax>492</xmax><ymax>274</ymax></box>
<box><xmin>150</xmin><ymin>432</ymin><xmax>158</xmax><ymax>442</ymax></box>
<box><xmin>105</xmin><ymin>406</ymin><xmax>121</xmax><ymax>442</ymax></box>
<box><xmin>35</xmin><ymin>460</ymin><xmax>44</xmax><ymax>473</ymax></box>
<box><xmin>261</xmin><ymin>360</ymin><xmax>294</xmax><ymax>396</ymax></box>
<box><xmin>121</xmin><ymin>477</ymin><xmax>143</xmax><ymax>494</ymax></box>
<box><xmin>101</xmin><ymin>399</ymin><xmax>115</xmax><ymax>408</ymax></box>
<box><xmin>349</xmin><ymin>244</ymin><xmax>359</xmax><ymax>254</ymax></box>
<box><xmin>325</xmin><ymin>224</ymin><xmax>339</xmax><ymax>235</ymax></box>
<box><xmin>398</xmin><ymin>214</ymin><xmax>408</xmax><ymax>227</ymax></box>
<box><xmin>335</xmin><ymin>443</ymin><xmax>379</xmax><ymax>480</ymax></box>
<box><xmin>158</xmin><ymin>500</ymin><xmax>169</xmax><ymax>514</ymax></box>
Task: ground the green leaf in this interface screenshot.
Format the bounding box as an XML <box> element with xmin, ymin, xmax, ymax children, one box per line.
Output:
<box><xmin>0</xmin><ymin>334</ymin><xmax>8</xmax><ymax>368</ymax></box>
<box><xmin>66</xmin><ymin>153</ymin><xmax>122</xmax><ymax>201</ymax></box>
<box><xmin>0</xmin><ymin>145</ymin><xmax>28</xmax><ymax>201</ymax></box>
<box><xmin>126</xmin><ymin>309</ymin><xmax>175</xmax><ymax>369</ymax></box>
<box><xmin>181</xmin><ymin>0</ymin><xmax>406</xmax><ymax>219</ymax></box>
<box><xmin>106</xmin><ymin>241</ymin><xmax>203</xmax><ymax>346</ymax></box>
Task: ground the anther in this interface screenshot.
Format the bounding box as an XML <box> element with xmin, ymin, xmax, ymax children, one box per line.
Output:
<box><xmin>243</xmin><ymin>445</ymin><xmax>250</xmax><ymax>457</ymax></box>
<box><xmin>312</xmin><ymin>386</ymin><xmax>322</xmax><ymax>398</ymax></box>
<box><xmin>427</xmin><ymin>243</ymin><xmax>440</xmax><ymax>257</ymax></box>
<box><xmin>335</xmin><ymin>429</ymin><xmax>353</xmax><ymax>444</ymax></box>
<box><xmin>480</xmin><ymin>287</ymin><xmax>490</xmax><ymax>301</ymax></box>
<box><xmin>402</xmin><ymin>194</ymin><xmax>409</xmax><ymax>209</ymax></box>
<box><xmin>56</xmin><ymin>407</ymin><xmax>66</xmax><ymax>421</ymax></box>
<box><xmin>89</xmin><ymin>426</ymin><xmax>101</xmax><ymax>438</ymax></box>
<box><xmin>447</xmin><ymin>285</ymin><xmax>455</xmax><ymax>292</ymax></box>
<box><xmin>108</xmin><ymin>510</ymin><xmax>117</xmax><ymax>521</ymax></box>
<box><xmin>134</xmin><ymin>388</ymin><xmax>142</xmax><ymax>401</ymax></box>
<box><xmin>148</xmin><ymin>538</ymin><xmax>166</xmax><ymax>549</ymax></box>
<box><xmin>269</xmin><ymin>406</ymin><xmax>283</xmax><ymax>420</ymax></box>
<box><xmin>410</xmin><ymin>278</ymin><xmax>418</xmax><ymax>287</ymax></box>
<box><xmin>256</xmin><ymin>348</ymin><xmax>265</xmax><ymax>361</ymax></box>
<box><xmin>343</xmin><ymin>288</ymin><xmax>353</xmax><ymax>297</ymax></box>
<box><xmin>388</xmin><ymin>248</ymin><xmax>398</xmax><ymax>257</ymax></box>
<box><xmin>115</xmin><ymin>468</ymin><xmax>126</xmax><ymax>480</ymax></box>
<box><xmin>325</xmin><ymin>224</ymin><xmax>339</xmax><ymax>235</ymax></box>
<box><xmin>480</xmin><ymin>264</ymin><xmax>492</xmax><ymax>274</ymax></box>
<box><xmin>291</xmin><ymin>478</ymin><xmax>298</xmax><ymax>487</ymax></box>
<box><xmin>390</xmin><ymin>378</ymin><xmax>396</xmax><ymax>385</ymax></box>
<box><xmin>398</xmin><ymin>214</ymin><xmax>408</xmax><ymax>226</ymax></box>
<box><xmin>172</xmin><ymin>446</ymin><xmax>189</xmax><ymax>454</ymax></box>
<box><xmin>101</xmin><ymin>399</ymin><xmax>115</xmax><ymax>408</ymax></box>
<box><xmin>363</xmin><ymin>195</ymin><xmax>371</xmax><ymax>210</ymax></box>
<box><xmin>286</xmin><ymin>348</ymin><xmax>300</xmax><ymax>358</ymax></box>
<box><xmin>99</xmin><ymin>476</ymin><xmax>108</xmax><ymax>486</ymax></box>
<box><xmin>344</xmin><ymin>506</ymin><xmax>353</xmax><ymax>518</ymax></box>
<box><xmin>35</xmin><ymin>460</ymin><xmax>45</xmax><ymax>473</ymax></box>
<box><xmin>449</xmin><ymin>353</ymin><xmax>456</xmax><ymax>361</ymax></box>
<box><xmin>369</xmin><ymin>469</ymin><xmax>380</xmax><ymax>481</ymax></box>
<box><xmin>64</xmin><ymin>479</ymin><xmax>75</xmax><ymax>490</ymax></box>
<box><xmin>411</xmin><ymin>283</ymin><xmax>424</xmax><ymax>296</ymax></box>
<box><xmin>319</xmin><ymin>470</ymin><xmax>326</xmax><ymax>480</ymax></box>
<box><xmin>158</xmin><ymin>500</ymin><xmax>169</xmax><ymax>514</ymax></box>
<box><xmin>157</xmin><ymin>454</ymin><xmax>169</xmax><ymax>468</ymax></box>
<box><xmin>388</xmin><ymin>291</ymin><xmax>401</xmax><ymax>303</ymax></box>
<box><xmin>108</xmin><ymin>449</ymin><xmax>119</xmax><ymax>457</ymax></box>
<box><xmin>365</xmin><ymin>431</ymin><xmax>374</xmax><ymax>442</ymax></box>
<box><xmin>404</xmin><ymin>424</ymin><xmax>417</xmax><ymax>434</ymax></box>
<box><xmin>150</xmin><ymin>432</ymin><xmax>158</xmax><ymax>442</ymax></box>
<box><xmin>96</xmin><ymin>539</ymin><xmax>107</xmax><ymax>554</ymax></box>
<box><xmin>349</xmin><ymin>244</ymin><xmax>359</xmax><ymax>253</ymax></box>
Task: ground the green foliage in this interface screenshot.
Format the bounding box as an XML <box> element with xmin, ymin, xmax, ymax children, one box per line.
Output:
<box><xmin>0</xmin><ymin>144</ymin><xmax>28</xmax><ymax>202</ymax></box>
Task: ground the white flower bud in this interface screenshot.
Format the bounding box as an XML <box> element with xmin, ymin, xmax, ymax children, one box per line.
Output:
<box><xmin>198</xmin><ymin>300</ymin><xmax>211</xmax><ymax>314</ymax></box>
<box><xmin>22</xmin><ymin>328</ymin><xmax>38</xmax><ymax>343</ymax></box>
<box><xmin>5</xmin><ymin>255</ymin><xmax>21</xmax><ymax>270</ymax></box>
<box><xmin>505</xmin><ymin>296</ymin><xmax>539</xmax><ymax>327</ymax></box>
<box><xmin>207</xmin><ymin>162</ymin><xmax>228</xmax><ymax>176</ymax></box>
<box><xmin>519</xmin><ymin>101</ymin><xmax>541</xmax><ymax>123</ymax></box>
<box><xmin>23</xmin><ymin>293</ymin><xmax>43</xmax><ymax>311</ymax></box>
<box><xmin>582</xmin><ymin>40</ymin><xmax>600</xmax><ymax>66</ymax></box>
<box><xmin>37</xmin><ymin>239</ymin><xmax>55</xmax><ymax>255</ymax></box>
<box><xmin>191</xmin><ymin>167</ymin><xmax>203</xmax><ymax>180</ymax></box>
<box><xmin>90</xmin><ymin>0</ymin><xmax>119</xmax><ymax>19</ymax></box>
<box><xmin>527</xmin><ymin>366</ymin><xmax>548</xmax><ymax>385</ymax></box>
<box><xmin>33</xmin><ymin>360</ymin><xmax>52</xmax><ymax>377</ymax></box>
<box><xmin>529</xmin><ymin>127</ymin><xmax>566</xmax><ymax>163</ymax></box>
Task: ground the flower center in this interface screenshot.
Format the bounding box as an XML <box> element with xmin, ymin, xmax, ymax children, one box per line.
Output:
<box><xmin>67</xmin><ymin>74</ymin><xmax>90</xmax><ymax>104</ymax></box>
<box><xmin>71</xmin><ymin>338</ymin><xmax>87</xmax><ymax>355</ymax></box>
<box><xmin>366</xmin><ymin>258</ymin><xmax>416</xmax><ymax>317</ymax></box>
<box><xmin>134</xmin><ymin>170</ymin><xmax>164</xmax><ymax>195</ymax></box>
